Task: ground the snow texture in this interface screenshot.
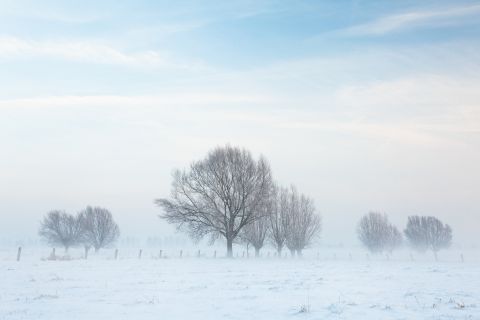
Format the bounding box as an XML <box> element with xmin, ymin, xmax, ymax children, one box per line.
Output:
<box><xmin>1</xmin><ymin>248</ymin><xmax>479</xmax><ymax>319</ymax></box>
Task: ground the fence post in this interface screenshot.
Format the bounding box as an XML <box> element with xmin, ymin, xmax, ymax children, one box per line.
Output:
<box><xmin>51</xmin><ymin>248</ymin><xmax>56</xmax><ymax>260</ymax></box>
<box><xmin>242</xmin><ymin>251</ymin><xmax>245</xmax><ymax>258</ymax></box>
<box><xmin>214</xmin><ymin>250</ymin><xmax>216</xmax><ymax>258</ymax></box>
<box><xmin>180</xmin><ymin>250</ymin><xmax>183</xmax><ymax>258</ymax></box>
<box><xmin>114</xmin><ymin>249</ymin><xmax>119</xmax><ymax>260</ymax></box>
<box><xmin>159</xmin><ymin>250</ymin><xmax>162</xmax><ymax>259</ymax></box>
<box><xmin>197</xmin><ymin>250</ymin><xmax>201</xmax><ymax>258</ymax></box>
<box><xmin>17</xmin><ymin>247</ymin><xmax>22</xmax><ymax>261</ymax></box>
<box><xmin>138</xmin><ymin>249</ymin><xmax>142</xmax><ymax>260</ymax></box>
<box><xmin>84</xmin><ymin>247</ymin><xmax>89</xmax><ymax>260</ymax></box>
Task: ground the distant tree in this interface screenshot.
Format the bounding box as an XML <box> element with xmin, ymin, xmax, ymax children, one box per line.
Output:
<box><xmin>241</xmin><ymin>204</ymin><xmax>270</xmax><ymax>257</ymax></box>
<box><xmin>156</xmin><ymin>145</ymin><xmax>272</xmax><ymax>257</ymax></box>
<box><xmin>39</xmin><ymin>210</ymin><xmax>83</xmax><ymax>252</ymax></box>
<box><xmin>268</xmin><ymin>185</ymin><xmax>289</xmax><ymax>256</ymax></box>
<box><xmin>385</xmin><ymin>225</ymin><xmax>403</xmax><ymax>253</ymax></box>
<box><xmin>404</xmin><ymin>215</ymin><xmax>452</xmax><ymax>260</ymax></box>
<box><xmin>78</xmin><ymin>206</ymin><xmax>120</xmax><ymax>253</ymax></box>
<box><xmin>357</xmin><ymin>212</ymin><xmax>402</xmax><ymax>254</ymax></box>
<box><xmin>284</xmin><ymin>186</ymin><xmax>321</xmax><ymax>257</ymax></box>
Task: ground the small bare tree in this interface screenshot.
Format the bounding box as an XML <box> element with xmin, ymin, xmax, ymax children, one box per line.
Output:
<box><xmin>39</xmin><ymin>210</ymin><xmax>83</xmax><ymax>253</ymax></box>
<box><xmin>156</xmin><ymin>145</ymin><xmax>272</xmax><ymax>257</ymax></box>
<box><xmin>357</xmin><ymin>212</ymin><xmax>402</xmax><ymax>254</ymax></box>
<box><xmin>268</xmin><ymin>185</ymin><xmax>289</xmax><ymax>256</ymax></box>
<box><xmin>284</xmin><ymin>186</ymin><xmax>321</xmax><ymax>257</ymax></box>
<box><xmin>78</xmin><ymin>206</ymin><xmax>120</xmax><ymax>253</ymax></box>
<box><xmin>241</xmin><ymin>204</ymin><xmax>270</xmax><ymax>257</ymax></box>
<box><xmin>404</xmin><ymin>215</ymin><xmax>452</xmax><ymax>260</ymax></box>
<box><xmin>385</xmin><ymin>225</ymin><xmax>403</xmax><ymax>254</ymax></box>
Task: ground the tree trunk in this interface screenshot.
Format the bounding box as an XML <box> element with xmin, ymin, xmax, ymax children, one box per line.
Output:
<box><xmin>290</xmin><ymin>249</ymin><xmax>295</xmax><ymax>257</ymax></box>
<box><xmin>434</xmin><ymin>251</ymin><xmax>438</xmax><ymax>261</ymax></box>
<box><xmin>277</xmin><ymin>248</ymin><xmax>282</xmax><ymax>257</ymax></box>
<box><xmin>255</xmin><ymin>248</ymin><xmax>260</xmax><ymax>258</ymax></box>
<box><xmin>296</xmin><ymin>249</ymin><xmax>303</xmax><ymax>257</ymax></box>
<box><xmin>226</xmin><ymin>238</ymin><xmax>233</xmax><ymax>258</ymax></box>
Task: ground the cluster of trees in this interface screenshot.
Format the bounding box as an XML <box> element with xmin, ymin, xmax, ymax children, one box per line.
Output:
<box><xmin>39</xmin><ymin>206</ymin><xmax>120</xmax><ymax>256</ymax></box>
<box><xmin>357</xmin><ymin>212</ymin><xmax>452</xmax><ymax>260</ymax></box>
<box><xmin>241</xmin><ymin>185</ymin><xmax>321</xmax><ymax>257</ymax></box>
<box><xmin>156</xmin><ymin>145</ymin><xmax>321</xmax><ymax>257</ymax></box>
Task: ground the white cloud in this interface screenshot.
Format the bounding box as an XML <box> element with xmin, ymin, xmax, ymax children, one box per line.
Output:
<box><xmin>342</xmin><ymin>3</ymin><xmax>480</xmax><ymax>36</ymax></box>
<box><xmin>0</xmin><ymin>36</ymin><xmax>200</xmax><ymax>69</ymax></box>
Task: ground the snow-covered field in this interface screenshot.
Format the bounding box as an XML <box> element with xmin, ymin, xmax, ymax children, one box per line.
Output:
<box><xmin>1</xmin><ymin>248</ymin><xmax>479</xmax><ymax>320</ymax></box>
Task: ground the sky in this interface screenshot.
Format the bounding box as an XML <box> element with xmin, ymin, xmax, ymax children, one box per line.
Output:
<box><xmin>0</xmin><ymin>0</ymin><xmax>479</xmax><ymax>247</ymax></box>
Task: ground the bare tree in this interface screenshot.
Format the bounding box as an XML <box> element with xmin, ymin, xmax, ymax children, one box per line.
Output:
<box><xmin>385</xmin><ymin>225</ymin><xmax>403</xmax><ymax>254</ymax></box>
<box><xmin>78</xmin><ymin>206</ymin><xmax>120</xmax><ymax>253</ymax></box>
<box><xmin>404</xmin><ymin>215</ymin><xmax>452</xmax><ymax>260</ymax></box>
<box><xmin>284</xmin><ymin>186</ymin><xmax>321</xmax><ymax>257</ymax></box>
<box><xmin>156</xmin><ymin>145</ymin><xmax>272</xmax><ymax>257</ymax></box>
<box><xmin>241</xmin><ymin>206</ymin><xmax>269</xmax><ymax>257</ymax></box>
<box><xmin>39</xmin><ymin>210</ymin><xmax>83</xmax><ymax>252</ymax></box>
<box><xmin>268</xmin><ymin>185</ymin><xmax>289</xmax><ymax>256</ymax></box>
<box><xmin>357</xmin><ymin>212</ymin><xmax>402</xmax><ymax>254</ymax></box>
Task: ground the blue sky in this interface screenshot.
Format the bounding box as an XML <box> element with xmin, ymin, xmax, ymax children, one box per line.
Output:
<box><xmin>1</xmin><ymin>0</ymin><xmax>479</xmax><ymax>246</ymax></box>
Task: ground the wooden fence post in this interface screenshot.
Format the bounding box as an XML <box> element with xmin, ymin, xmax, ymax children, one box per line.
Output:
<box><xmin>180</xmin><ymin>250</ymin><xmax>183</xmax><ymax>258</ymax></box>
<box><xmin>159</xmin><ymin>250</ymin><xmax>162</xmax><ymax>259</ymax></box>
<box><xmin>17</xmin><ymin>247</ymin><xmax>22</xmax><ymax>261</ymax></box>
<box><xmin>138</xmin><ymin>249</ymin><xmax>142</xmax><ymax>260</ymax></box>
<box><xmin>114</xmin><ymin>249</ymin><xmax>119</xmax><ymax>260</ymax></box>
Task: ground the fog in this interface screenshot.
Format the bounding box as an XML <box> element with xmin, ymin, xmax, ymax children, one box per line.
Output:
<box><xmin>1</xmin><ymin>101</ymin><xmax>479</xmax><ymax>248</ymax></box>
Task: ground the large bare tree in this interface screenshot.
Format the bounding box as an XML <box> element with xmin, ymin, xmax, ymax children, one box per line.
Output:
<box><xmin>404</xmin><ymin>215</ymin><xmax>452</xmax><ymax>260</ymax></box>
<box><xmin>78</xmin><ymin>206</ymin><xmax>120</xmax><ymax>253</ymax></box>
<box><xmin>156</xmin><ymin>145</ymin><xmax>272</xmax><ymax>257</ymax></box>
<box><xmin>39</xmin><ymin>210</ymin><xmax>83</xmax><ymax>252</ymax></box>
<box><xmin>284</xmin><ymin>186</ymin><xmax>321</xmax><ymax>257</ymax></box>
<box><xmin>357</xmin><ymin>212</ymin><xmax>402</xmax><ymax>254</ymax></box>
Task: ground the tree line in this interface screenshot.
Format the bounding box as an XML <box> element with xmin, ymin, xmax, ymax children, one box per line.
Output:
<box><xmin>156</xmin><ymin>145</ymin><xmax>321</xmax><ymax>257</ymax></box>
<box><xmin>39</xmin><ymin>206</ymin><xmax>120</xmax><ymax>257</ymax></box>
<box><xmin>37</xmin><ymin>145</ymin><xmax>454</xmax><ymax>260</ymax></box>
<box><xmin>357</xmin><ymin>212</ymin><xmax>452</xmax><ymax>260</ymax></box>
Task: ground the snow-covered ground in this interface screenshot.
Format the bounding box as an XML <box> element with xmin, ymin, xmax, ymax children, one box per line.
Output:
<box><xmin>1</xmin><ymin>248</ymin><xmax>479</xmax><ymax>320</ymax></box>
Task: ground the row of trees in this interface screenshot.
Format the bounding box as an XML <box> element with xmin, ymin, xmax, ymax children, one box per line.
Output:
<box><xmin>156</xmin><ymin>145</ymin><xmax>322</xmax><ymax>257</ymax></box>
<box><xmin>357</xmin><ymin>212</ymin><xmax>452</xmax><ymax>260</ymax></box>
<box><xmin>39</xmin><ymin>206</ymin><xmax>120</xmax><ymax>255</ymax></box>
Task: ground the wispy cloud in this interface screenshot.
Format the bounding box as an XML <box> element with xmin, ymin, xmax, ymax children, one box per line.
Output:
<box><xmin>0</xmin><ymin>36</ymin><xmax>202</xmax><ymax>69</ymax></box>
<box><xmin>342</xmin><ymin>3</ymin><xmax>480</xmax><ymax>36</ymax></box>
